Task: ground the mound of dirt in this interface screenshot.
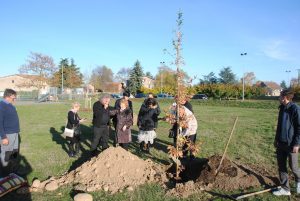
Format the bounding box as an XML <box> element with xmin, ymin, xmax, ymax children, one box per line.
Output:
<box><xmin>39</xmin><ymin>147</ymin><xmax>167</xmax><ymax>193</ymax></box>
<box><xmin>166</xmin><ymin>155</ymin><xmax>277</xmax><ymax>198</ymax></box>
<box><xmin>196</xmin><ymin>155</ymin><xmax>275</xmax><ymax>191</ymax></box>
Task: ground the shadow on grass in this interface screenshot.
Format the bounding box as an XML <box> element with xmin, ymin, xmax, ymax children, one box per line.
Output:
<box><xmin>1</xmin><ymin>154</ymin><xmax>33</xmax><ymax>201</ymax></box>
<box><xmin>127</xmin><ymin>129</ymin><xmax>171</xmax><ymax>165</ymax></box>
<box><xmin>49</xmin><ymin>125</ymin><xmax>94</xmax><ymax>172</ymax></box>
<box><xmin>205</xmin><ymin>190</ymin><xmax>236</xmax><ymax>200</ymax></box>
<box><xmin>49</xmin><ymin>126</ymin><xmax>68</xmax><ymax>154</ymax></box>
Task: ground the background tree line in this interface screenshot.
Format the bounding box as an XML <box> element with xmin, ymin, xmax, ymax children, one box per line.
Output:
<box><xmin>19</xmin><ymin>52</ymin><xmax>288</xmax><ymax>99</ymax></box>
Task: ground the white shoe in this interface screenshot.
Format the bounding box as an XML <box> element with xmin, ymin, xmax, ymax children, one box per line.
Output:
<box><xmin>272</xmin><ymin>188</ymin><xmax>291</xmax><ymax>196</ymax></box>
<box><xmin>297</xmin><ymin>182</ymin><xmax>300</xmax><ymax>194</ymax></box>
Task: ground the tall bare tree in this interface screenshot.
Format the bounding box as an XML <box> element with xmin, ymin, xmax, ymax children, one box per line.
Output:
<box><xmin>243</xmin><ymin>72</ymin><xmax>256</xmax><ymax>86</ymax></box>
<box><xmin>90</xmin><ymin>65</ymin><xmax>114</xmax><ymax>91</ymax></box>
<box><xmin>19</xmin><ymin>52</ymin><xmax>56</xmax><ymax>93</ymax></box>
<box><xmin>115</xmin><ymin>67</ymin><xmax>131</xmax><ymax>83</ymax></box>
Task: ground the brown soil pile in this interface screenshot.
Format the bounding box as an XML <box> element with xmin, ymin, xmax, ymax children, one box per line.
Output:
<box><xmin>167</xmin><ymin>155</ymin><xmax>276</xmax><ymax>198</ymax></box>
<box><xmin>43</xmin><ymin>147</ymin><xmax>167</xmax><ymax>193</ymax></box>
<box><xmin>196</xmin><ymin>155</ymin><xmax>275</xmax><ymax>191</ymax></box>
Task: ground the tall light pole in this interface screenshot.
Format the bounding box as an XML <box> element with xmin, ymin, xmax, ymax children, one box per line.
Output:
<box><xmin>160</xmin><ymin>61</ymin><xmax>165</xmax><ymax>94</ymax></box>
<box><xmin>297</xmin><ymin>69</ymin><xmax>300</xmax><ymax>86</ymax></box>
<box><xmin>286</xmin><ymin>70</ymin><xmax>291</xmax><ymax>87</ymax></box>
<box><xmin>241</xmin><ymin>53</ymin><xmax>247</xmax><ymax>101</ymax></box>
<box><xmin>61</xmin><ymin>64</ymin><xmax>64</xmax><ymax>94</ymax></box>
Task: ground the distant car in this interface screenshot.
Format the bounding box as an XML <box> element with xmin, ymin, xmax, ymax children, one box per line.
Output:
<box><xmin>135</xmin><ymin>93</ymin><xmax>147</xmax><ymax>98</ymax></box>
<box><xmin>157</xmin><ymin>93</ymin><xmax>174</xmax><ymax>99</ymax></box>
<box><xmin>111</xmin><ymin>94</ymin><xmax>122</xmax><ymax>99</ymax></box>
<box><xmin>192</xmin><ymin>94</ymin><xmax>208</xmax><ymax>100</ymax></box>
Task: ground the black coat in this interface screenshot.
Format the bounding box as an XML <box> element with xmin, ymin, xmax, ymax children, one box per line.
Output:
<box><xmin>66</xmin><ymin>110</ymin><xmax>81</xmax><ymax>139</ymax></box>
<box><xmin>92</xmin><ymin>101</ymin><xmax>111</xmax><ymax>128</ymax></box>
<box><xmin>275</xmin><ymin>102</ymin><xmax>300</xmax><ymax>146</ymax></box>
<box><xmin>137</xmin><ymin>105</ymin><xmax>160</xmax><ymax>131</ymax></box>
<box><xmin>141</xmin><ymin>99</ymin><xmax>161</xmax><ymax>128</ymax></box>
<box><xmin>184</xmin><ymin>101</ymin><xmax>193</xmax><ymax>113</ymax></box>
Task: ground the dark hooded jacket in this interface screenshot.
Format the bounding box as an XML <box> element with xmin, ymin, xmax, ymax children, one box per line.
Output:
<box><xmin>275</xmin><ymin>102</ymin><xmax>300</xmax><ymax>147</ymax></box>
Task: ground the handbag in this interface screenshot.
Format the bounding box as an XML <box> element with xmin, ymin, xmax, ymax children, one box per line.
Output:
<box><xmin>168</xmin><ymin>129</ymin><xmax>176</xmax><ymax>138</ymax></box>
<box><xmin>63</xmin><ymin>127</ymin><xmax>74</xmax><ymax>138</ymax></box>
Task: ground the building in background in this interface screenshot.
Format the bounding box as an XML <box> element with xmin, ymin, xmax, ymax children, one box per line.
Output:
<box><xmin>0</xmin><ymin>74</ymin><xmax>50</xmax><ymax>94</ymax></box>
<box><xmin>264</xmin><ymin>81</ymin><xmax>282</xmax><ymax>96</ymax></box>
<box><xmin>142</xmin><ymin>76</ymin><xmax>155</xmax><ymax>89</ymax></box>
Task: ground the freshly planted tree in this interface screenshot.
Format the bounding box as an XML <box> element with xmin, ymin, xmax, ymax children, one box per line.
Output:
<box><xmin>164</xmin><ymin>12</ymin><xmax>200</xmax><ymax>179</ymax></box>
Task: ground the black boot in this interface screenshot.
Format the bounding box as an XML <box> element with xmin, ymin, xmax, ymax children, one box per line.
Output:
<box><xmin>68</xmin><ymin>143</ymin><xmax>75</xmax><ymax>157</ymax></box>
<box><xmin>75</xmin><ymin>143</ymin><xmax>80</xmax><ymax>157</ymax></box>
<box><xmin>146</xmin><ymin>142</ymin><xmax>150</xmax><ymax>154</ymax></box>
<box><xmin>91</xmin><ymin>150</ymin><xmax>98</xmax><ymax>157</ymax></box>
<box><xmin>139</xmin><ymin>142</ymin><xmax>145</xmax><ymax>151</ymax></box>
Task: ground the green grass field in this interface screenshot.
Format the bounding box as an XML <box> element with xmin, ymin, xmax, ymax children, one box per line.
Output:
<box><xmin>1</xmin><ymin>99</ymin><xmax>296</xmax><ymax>200</ymax></box>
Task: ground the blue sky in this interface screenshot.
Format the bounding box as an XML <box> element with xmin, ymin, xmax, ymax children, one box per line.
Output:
<box><xmin>0</xmin><ymin>0</ymin><xmax>299</xmax><ymax>84</ymax></box>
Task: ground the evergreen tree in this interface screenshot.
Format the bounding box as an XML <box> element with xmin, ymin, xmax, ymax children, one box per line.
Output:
<box><xmin>51</xmin><ymin>58</ymin><xmax>83</xmax><ymax>89</ymax></box>
<box><xmin>128</xmin><ymin>60</ymin><xmax>144</xmax><ymax>95</ymax></box>
<box><xmin>145</xmin><ymin>71</ymin><xmax>154</xmax><ymax>79</ymax></box>
<box><xmin>199</xmin><ymin>72</ymin><xmax>218</xmax><ymax>84</ymax></box>
<box><xmin>218</xmin><ymin>66</ymin><xmax>236</xmax><ymax>84</ymax></box>
<box><xmin>280</xmin><ymin>80</ymin><xmax>287</xmax><ymax>89</ymax></box>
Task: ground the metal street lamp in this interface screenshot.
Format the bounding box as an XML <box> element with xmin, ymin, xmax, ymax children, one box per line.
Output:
<box><xmin>286</xmin><ymin>70</ymin><xmax>291</xmax><ymax>87</ymax></box>
<box><xmin>160</xmin><ymin>61</ymin><xmax>165</xmax><ymax>94</ymax></box>
<box><xmin>241</xmin><ymin>53</ymin><xmax>247</xmax><ymax>101</ymax></box>
<box><xmin>61</xmin><ymin>64</ymin><xmax>64</xmax><ymax>94</ymax></box>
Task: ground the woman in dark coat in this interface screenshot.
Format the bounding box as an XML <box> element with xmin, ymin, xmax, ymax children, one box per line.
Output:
<box><xmin>110</xmin><ymin>99</ymin><xmax>133</xmax><ymax>150</ymax></box>
<box><xmin>137</xmin><ymin>98</ymin><xmax>159</xmax><ymax>153</ymax></box>
<box><xmin>66</xmin><ymin>102</ymin><xmax>86</xmax><ymax>157</ymax></box>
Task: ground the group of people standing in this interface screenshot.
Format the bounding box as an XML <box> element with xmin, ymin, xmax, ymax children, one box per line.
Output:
<box><xmin>65</xmin><ymin>91</ymin><xmax>198</xmax><ymax>159</ymax></box>
<box><xmin>2</xmin><ymin>87</ymin><xmax>300</xmax><ymax>198</ymax></box>
<box><xmin>88</xmin><ymin>92</ymin><xmax>162</xmax><ymax>156</ymax></box>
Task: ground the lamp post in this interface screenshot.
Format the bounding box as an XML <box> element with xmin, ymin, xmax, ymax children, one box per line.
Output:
<box><xmin>61</xmin><ymin>64</ymin><xmax>64</xmax><ymax>94</ymax></box>
<box><xmin>240</xmin><ymin>53</ymin><xmax>247</xmax><ymax>101</ymax></box>
<box><xmin>160</xmin><ymin>61</ymin><xmax>165</xmax><ymax>94</ymax></box>
<box><xmin>286</xmin><ymin>70</ymin><xmax>291</xmax><ymax>87</ymax></box>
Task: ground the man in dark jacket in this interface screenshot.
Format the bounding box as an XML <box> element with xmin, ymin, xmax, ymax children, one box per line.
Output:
<box><xmin>273</xmin><ymin>89</ymin><xmax>300</xmax><ymax>196</ymax></box>
<box><xmin>90</xmin><ymin>94</ymin><xmax>112</xmax><ymax>156</ymax></box>
<box><xmin>0</xmin><ymin>89</ymin><xmax>20</xmax><ymax>177</ymax></box>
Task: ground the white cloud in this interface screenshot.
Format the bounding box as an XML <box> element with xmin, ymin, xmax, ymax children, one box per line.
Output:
<box><xmin>261</xmin><ymin>39</ymin><xmax>297</xmax><ymax>61</ymax></box>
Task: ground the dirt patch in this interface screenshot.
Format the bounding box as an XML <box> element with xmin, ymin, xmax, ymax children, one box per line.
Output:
<box><xmin>166</xmin><ymin>155</ymin><xmax>276</xmax><ymax>197</ymax></box>
<box><xmin>39</xmin><ymin>147</ymin><xmax>167</xmax><ymax>193</ymax></box>
<box><xmin>196</xmin><ymin>155</ymin><xmax>270</xmax><ymax>191</ymax></box>
<box><xmin>35</xmin><ymin>149</ymin><xmax>276</xmax><ymax>198</ymax></box>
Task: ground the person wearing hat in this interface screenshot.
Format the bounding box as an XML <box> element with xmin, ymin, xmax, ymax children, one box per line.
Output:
<box><xmin>273</xmin><ymin>89</ymin><xmax>300</xmax><ymax>196</ymax></box>
<box><xmin>112</xmin><ymin>91</ymin><xmax>133</xmax><ymax>146</ymax></box>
